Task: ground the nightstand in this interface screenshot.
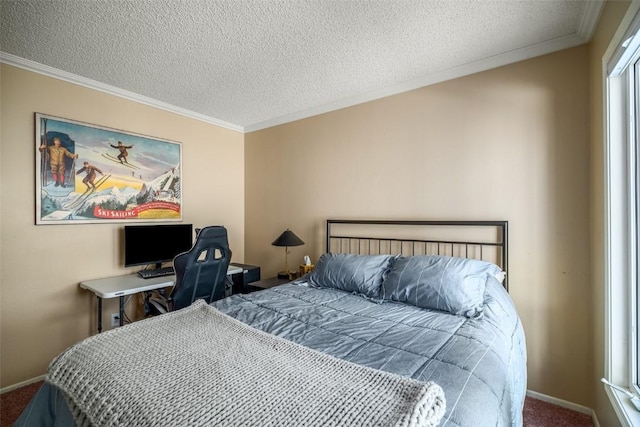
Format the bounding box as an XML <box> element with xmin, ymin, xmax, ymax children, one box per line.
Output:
<box><xmin>245</xmin><ymin>276</ymin><xmax>290</xmax><ymax>292</ymax></box>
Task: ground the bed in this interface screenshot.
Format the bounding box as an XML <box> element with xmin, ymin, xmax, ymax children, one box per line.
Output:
<box><xmin>15</xmin><ymin>219</ymin><xmax>526</xmax><ymax>427</ymax></box>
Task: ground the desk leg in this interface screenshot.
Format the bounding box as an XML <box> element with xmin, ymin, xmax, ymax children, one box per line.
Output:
<box><xmin>97</xmin><ymin>296</ymin><xmax>103</xmax><ymax>333</ymax></box>
<box><xmin>119</xmin><ymin>296</ymin><xmax>125</xmax><ymax>327</ymax></box>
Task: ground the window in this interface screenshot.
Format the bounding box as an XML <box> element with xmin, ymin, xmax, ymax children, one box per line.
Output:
<box><xmin>605</xmin><ymin>2</ymin><xmax>640</xmax><ymax>425</ymax></box>
<box><xmin>636</xmin><ymin>62</ymin><xmax>640</xmax><ymax>390</ymax></box>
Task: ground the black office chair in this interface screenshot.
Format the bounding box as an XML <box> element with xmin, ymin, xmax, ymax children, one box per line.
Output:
<box><xmin>147</xmin><ymin>226</ymin><xmax>232</xmax><ymax>314</ymax></box>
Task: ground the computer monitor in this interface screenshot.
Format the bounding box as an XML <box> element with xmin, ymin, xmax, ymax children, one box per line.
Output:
<box><xmin>124</xmin><ymin>224</ymin><xmax>193</xmax><ymax>268</ymax></box>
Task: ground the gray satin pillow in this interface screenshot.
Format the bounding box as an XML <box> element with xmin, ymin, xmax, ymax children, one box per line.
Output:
<box><xmin>382</xmin><ymin>255</ymin><xmax>502</xmax><ymax>318</ymax></box>
<box><xmin>308</xmin><ymin>253</ymin><xmax>396</xmax><ymax>298</ymax></box>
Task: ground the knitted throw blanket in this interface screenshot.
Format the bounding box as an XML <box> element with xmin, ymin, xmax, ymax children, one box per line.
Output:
<box><xmin>47</xmin><ymin>300</ymin><xmax>445</xmax><ymax>427</ymax></box>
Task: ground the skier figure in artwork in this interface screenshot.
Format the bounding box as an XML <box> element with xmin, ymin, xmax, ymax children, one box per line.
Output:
<box><xmin>110</xmin><ymin>141</ymin><xmax>133</xmax><ymax>164</ymax></box>
<box><xmin>76</xmin><ymin>161</ymin><xmax>104</xmax><ymax>190</ymax></box>
<box><xmin>39</xmin><ymin>137</ymin><xmax>79</xmax><ymax>187</ymax></box>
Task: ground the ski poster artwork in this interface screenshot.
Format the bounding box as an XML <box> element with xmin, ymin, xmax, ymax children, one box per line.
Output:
<box><xmin>35</xmin><ymin>113</ymin><xmax>183</xmax><ymax>224</ymax></box>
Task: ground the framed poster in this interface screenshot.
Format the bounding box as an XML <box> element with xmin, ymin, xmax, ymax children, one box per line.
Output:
<box><xmin>35</xmin><ymin>113</ymin><xmax>183</xmax><ymax>224</ymax></box>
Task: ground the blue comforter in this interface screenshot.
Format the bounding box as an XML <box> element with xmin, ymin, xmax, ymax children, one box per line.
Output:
<box><xmin>16</xmin><ymin>278</ymin><xmax>526</xmax><ymax>426</ymax></box>
<box><xmin>212</xmin><ymin>279</ymin><xmax>527</xmax><ymax>426</ymax></box>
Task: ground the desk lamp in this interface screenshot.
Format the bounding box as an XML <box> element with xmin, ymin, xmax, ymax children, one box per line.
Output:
<box><xmin>272</xmin><ymin>229</ymin><xmax>304</xmax><ymax>279</ymax></box>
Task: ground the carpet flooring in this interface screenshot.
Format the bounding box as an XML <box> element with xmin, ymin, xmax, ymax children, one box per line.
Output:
<box><xmin>1</xmin><ymin>381</ymin><xmax>44</xmax><ymax>427</ymax></box>
<box><xmin>1</xmin><ymin>381</ymin><xmax>594</xmax><ymax>426</ymax></box>
<box><xmin>522</xmin><ymin>396</ymin><xmax>594</xmax><ymax>426</ymax></box>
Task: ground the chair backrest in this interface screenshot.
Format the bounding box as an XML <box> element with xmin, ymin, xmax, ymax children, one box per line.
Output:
<box><xmin>169</xmin><ymin>225</ymin><xmax>232</xmax><ymax>311</ymax></box>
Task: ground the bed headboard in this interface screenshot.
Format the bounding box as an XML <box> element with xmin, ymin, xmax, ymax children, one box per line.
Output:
<box><xmin>326</xmin><ymin>219</ymin><xmax>509</xmax><ymax>290</ymax></box>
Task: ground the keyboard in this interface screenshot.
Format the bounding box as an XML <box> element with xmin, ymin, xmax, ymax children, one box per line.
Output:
<box><xmin>137</xmin><ymin>266</ymin><xmax>175</xmax><ymax>279</ymax></box>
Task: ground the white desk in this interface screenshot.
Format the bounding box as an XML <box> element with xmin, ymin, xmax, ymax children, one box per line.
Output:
<box><xmin>80</xmin><ymin>265</ymin><xmax>243</xmax><ymax>332</ymax></box>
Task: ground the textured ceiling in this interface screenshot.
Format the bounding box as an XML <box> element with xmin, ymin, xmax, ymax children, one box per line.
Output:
<box><xmin>1</xmin><ymin>0</ymin><xmax>603</xmax><ymax>132</ymax></box>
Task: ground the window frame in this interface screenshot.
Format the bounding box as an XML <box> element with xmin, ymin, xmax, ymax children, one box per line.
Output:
<box><xmin>633</xmin><ymin>58</ymin><xmax>640</xmax><ymax>393</ymax></box>
<box><xmin>604</xmin><ymin>2</ymin><xmax>640</xmax><ymax>425</ymax></box>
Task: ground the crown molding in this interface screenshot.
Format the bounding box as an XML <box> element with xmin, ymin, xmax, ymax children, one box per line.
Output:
<box><xmin>244</xmin><ymin>33</ymin><xmax>587</xmax><ymax>132</ymax></box>
<box><xmin>0</xmin><ymin>52</ymin><xmax>244</xmax><ymax>133</ymax></box>
<box><xmin>577</xmin><ymin>0</ymin><xmax>605</xmax><ymax>42</ymax></box>
<box><xmin>3</xmin><ymin>0</ymin><xmax>603</xmax><ymax>136</ymax></box>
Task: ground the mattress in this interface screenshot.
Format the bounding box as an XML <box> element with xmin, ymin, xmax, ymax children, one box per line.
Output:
<box><xmin>15</xmin><ymin>277</ymin><xmax>525</xmax><ymax>427</ymax></box>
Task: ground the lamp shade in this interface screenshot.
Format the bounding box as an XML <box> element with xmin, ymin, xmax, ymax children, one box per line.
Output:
<box><xmin>271</xmin><ymin>229</ymin><xmax>304</xmax><ymax>247</ymax></box>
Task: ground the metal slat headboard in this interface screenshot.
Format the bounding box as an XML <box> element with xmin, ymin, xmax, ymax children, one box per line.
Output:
<box><xmin>326</xmin><ymin>219</ymin><xmax>509</xmax><ymax>290</ymax></box>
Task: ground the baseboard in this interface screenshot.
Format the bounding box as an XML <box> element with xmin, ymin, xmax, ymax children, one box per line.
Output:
<box><xmin>0</xmin><ymin>374</ymin><xmax>46</xmax><ymax>394</ymax></box>
<box><xmin>527</xmin><ymin>389</ymin><xmax>600</xmax><ymax>426</ymax></box>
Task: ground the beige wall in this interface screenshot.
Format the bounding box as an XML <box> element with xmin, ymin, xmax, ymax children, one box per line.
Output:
<box><xmin>0</xmin><ymin>64</ymin><xmax>245</xmax><ymax>388</ymax></box>
<box><xmin>246</xmin><ymin>46</ymin><xmax>593</xmax><ymax>405</ymax></box>
<box><xmin>589</xmin><ymin>1</ymin><xmax>631</xmax><ymax>426</ymax></box>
